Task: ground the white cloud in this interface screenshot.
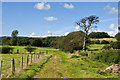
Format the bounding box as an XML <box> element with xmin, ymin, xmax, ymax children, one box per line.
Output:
<box><xmin>106</xmin><ymin>25</ymin><xmax>118</xmax><ymax>36</ymax></box>
<box><xmin>64</xmin><ymin>32</ymin><xmax>70</xmax><ymax>36</ymax></box>
<box><xmin>109</xmin><ymin>7</ymin><xmax>118</xmax><ymax>14</ymax></box>
<box><xmin>41</xmin><ymin>30</ymin><xmax>60</xmax><ymax>37</ymax></box>
<box><xmin>104</xmin><ymin>5</ymin><xmax>110</xmax><ymax>10</ymax></box>
<box><xmin>100</xmin><ymin>18</ymin><xmax>117</xmax><ymax>22</ymax></box>
<box><xmin>109</xmin><ymin>24</ymin><xmax>115</xmax><ymax>29</ymax></box>
<box><xmin>64</xmin><ymin>3</ymin><xmax>74</xmax><ymax>9</ymax></box>
<box><xmin>89</xmin><ymin>28</ymin><xmax>101</xmax><ymax>34</ymax></box>
<box><xmin>107</xmin><ymin>31</ymin><xmax>114</xmax><ymax>36</ymax></box>
<box><xmin>75</xmin><ymin>25</ymin><xmax>80</xmax><ymax>31</ymax></box>
<box><xmin>28</xmin><ymin>32</ymin><xmax>40</xmax><ymax>37</ymax></box>
<box><xmin>104</xmin><ymin>4</ymin><xmax>118</xmax><ymax>14</ymax></box>
<box><xmin>34</xmin><ymin>2</ymin><xmax>50</xmax><ymax>10</ymax></box>
<box><xmin>44</xmin><ymin>16</ymin><xmax>58</xmax><ymax>21</ymax></box>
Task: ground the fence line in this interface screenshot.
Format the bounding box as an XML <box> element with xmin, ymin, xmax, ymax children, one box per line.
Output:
<box><xmin>0</xmin><ymin>51</ymin><xmax>48</xmax><ymax>77</ymax></box>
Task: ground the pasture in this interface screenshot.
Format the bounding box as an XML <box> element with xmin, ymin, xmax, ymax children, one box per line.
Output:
<box><xmin>1</xmin><ymin>45</ymin><xmax>120</xmax><ymax>78</ymax></box>
<box><xmin>91</xmin><ymin>38</ymin><xmax>117</xmax><ymax>42</ymax></box>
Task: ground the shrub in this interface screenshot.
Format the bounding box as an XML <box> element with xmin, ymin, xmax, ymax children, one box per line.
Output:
<box><xmin>88</xmin><ymin>32</ymin><xmax>110</xmax><ymax>38</ymax></box>
<box><xmin>110</xmin><ymin>42</ymin><xmax>120</xmax><ymax>49</ymax></box>
<box><xmin>25</xmin><ymin>46</ymin><xmax>36</xmax><ymax>53</ymax></box>
<box><xmin>115</xmin><ymin>33</ymin><xmax>120</xmax><ymax>41</ymax></box>
<box><xmin>87</xmin><ymin>40</ymin><xmax>95</xmax><ymax>44</ymax></box>
<box><xmin>2</xmin><ymin>46</ymin><xmax>14</xmax><ymax>54</ymax></box>
<box><xmin>102</xmin><ymin>45</ymin><xmax>111</xmax><ymax>50</ymax></box>
<box><xmin>79</xmin><ymin>52</ymin><xmax>88</xmax><ymax>56</ymax></box>
<box><xmin>94</xmin><ymin>50</ymin><xmax>120</xmax><ymax>64</ymax></box>
<box><xmin>71</xmin><ymin>55</ymin><xmax>80</xmax><ymax>58</ymax></box>
<box><xmin>95</xmin><ymin>40</ymin><xmax>100</xmax><ymax>44</ymax></box>
<box><xmin>60</xmin><ymin>31</ymin><xmax>84</xmax><ymax>53</ymax></box>
<box><xmin>101</xmin><ymin>40</ymin><xmax>109</xmax><ymax>44</ymax></box>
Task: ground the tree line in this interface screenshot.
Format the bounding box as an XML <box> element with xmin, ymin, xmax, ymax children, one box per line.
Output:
<box><xmin>1</xmin><ymin>15</ymin><xmax>120</xmax><ymax>53</ymax></box>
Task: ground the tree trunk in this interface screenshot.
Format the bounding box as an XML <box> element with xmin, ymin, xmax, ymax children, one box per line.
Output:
<box><xmin>82</xmin><ymin>36</ymin><xmax>86</xmax><ymax>53</ymax></box>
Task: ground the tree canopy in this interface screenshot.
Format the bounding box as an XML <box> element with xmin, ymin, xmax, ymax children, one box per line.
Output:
<box><xmin>115</xmin><ymin>33</ymin><xmax>120</xmax><ymax>41</ymax></box>
<box><xmin>76</xmin><ymin>15</ymin><xmax>99</xmax><ymax>52</ymax></box>
<box><xmin>89</xmin><ymin>32</ymin><xmax>110</xmax><ymax>38</ymax></box>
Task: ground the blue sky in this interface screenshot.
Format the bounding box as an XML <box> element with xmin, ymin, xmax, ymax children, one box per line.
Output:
<box><xmin>2</xmin><ymin>2</ymin><xmax>118</xmax><ymax>37</ymax></box>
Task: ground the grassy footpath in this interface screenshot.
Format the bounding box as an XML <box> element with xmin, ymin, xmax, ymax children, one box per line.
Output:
<box><xmin>45</xmin><ymin>50</ymin><xmax>119</xmax><ymax>78</ymax></box>
<box><xmin>35</xmin><ymin>54</ymin><xmax>68</xmax><ymax>78</ymax></box>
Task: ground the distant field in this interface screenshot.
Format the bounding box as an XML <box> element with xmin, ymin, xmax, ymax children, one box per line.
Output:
<box><xmin>90</xmin><ymin>38</ymin><xmax>117</xmax><ymax>42</ymax></box>
<box><xmin>2</xmin><ymin>46</ymin><xmax>58</xmax><ymax>53</ymax></box>
<box><xmin>88</xmin><ymin>44</ymin><xmax>106</xmax><ymax>50</ymax></box>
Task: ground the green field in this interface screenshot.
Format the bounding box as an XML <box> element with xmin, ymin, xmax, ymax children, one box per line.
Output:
<box><xmin>91</xmin><ymin>38</ymin><xmax>117</xmax><ymax>42</ymax></box>
<box><xmin>1</xmin><ymin>45</ymin><xmax>119</xmax><ymax>78</ymax></box>
<box><xmin>1</xmin><ymin>46</ymin><xmax>55</xmax><ymax>78</ymax></box>
<box><xmin>36</xmin><ymin>49</ymin><xmax>119</xmax><ymax>78</ymax></box>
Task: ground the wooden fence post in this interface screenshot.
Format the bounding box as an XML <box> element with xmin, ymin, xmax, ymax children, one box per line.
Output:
<box><xmin>46</xmin><ymin>51</ymin><xmax>48</xmax><ymax>54</ymax></box>
<box><xmin>11</xmin><ymin>58</ymin><xmax>15</xmax><ymax>74</ymax></box>
<box><xmin>38</xmin><ymin>53</ymin><xmax>40</xmax><ymax>59</ymax></box>
<box><xmin>26</xmin><ymin>55</ymin><xmax>29</xmax><ymax>66</ymax></box>
<box><xmin>31</xmin><ymin>54</ymin><xmax>32</xmax><ymax>63</ymax></box>
<box><xmin>34</xmin><ymin>53</ymin><xmax>35</xmax><ymax>61</ymax></box>
<box><xmin>36</xmin><ymin>53</ymin><xmax>37</xmax><ymax>60</ymax></box>
<box><xmin>0</xmin><ymin>60</ymin><xmax>2</xmax><ymax>77</ymax></box>
<box><xmin>21</xmin><ymin>56</ymin><xmax>23</xmax><ymax>69</ymax></box>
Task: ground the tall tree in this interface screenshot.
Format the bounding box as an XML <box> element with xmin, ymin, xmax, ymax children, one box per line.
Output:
<box><xmin>11</xmin><ymin>30</ymin><xmax>18</xmax><ymax>46</ymax></box>
<box><xmin>76</xmin><ymin>15</ymin><xmax>99</xmax><ymax>52</ymax></box>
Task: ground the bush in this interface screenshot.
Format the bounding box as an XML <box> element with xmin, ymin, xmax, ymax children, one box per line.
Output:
<box><xmin>94</xmin><ymin>50</ymin><xmax>120</xmax><ymax>64</ymax></box>
<box><xmin>89</xmin><ymin>32</ymin><xmax>110</xmax><ymax>38</ymax></box>
<box><xmin>102</xmin><ymin>45</ymin><xmax>111</xmax><ymax>50</ymax></box>
<box><xmin>60</xmin><ymin>31</ymin><xmax>84</xmax><ymax>53</ymax></box>
<box><xmin>101</xmin><ymin>40</ymin><xmax>109</xmax><ymax>44</ymax></box>
<box><xmin>115</xmin><ymin>33</ymin><xmax>120</xmax><ymax>41</ymax></box>
<box><xmin>25</xmin><ymin>46</ymin><xmax>36</xmax><ymax>53</ymax></box>
<box><xmin>79</xmin><ymin>52</ymin><xmax>88</xmax><ymax>56</ymax></box>
<box><xmin>95</xmin><ymin>40</ymin><xmax>100</xmax><ymax>44</ymax></box>
<box><xmin>110</xmin><ymin>42</ymin><xmax>120</xmax><ymax>49</ymax></box>
<box><xmin>71</xmin><ymin>55</ymin><xmax>80</xmax><ymax>58</ymax></box>
<box><xmin>2</xmin><ymin>46</ymin><xmax>14</xmax><ymax>54</ymax></box>
<box><xmin>87</xmin><ymin>40</ymin><xmax>95</xmax><ymax>44</ymax></box>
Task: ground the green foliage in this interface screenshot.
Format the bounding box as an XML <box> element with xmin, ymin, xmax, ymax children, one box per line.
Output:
<box><xmin>88</xmin><ymin>40</ymin><xmax>95</xmax><ymax>44</ymax></box>
<box><xmin>79</xmin><ymin>52</ymin><xmax>88</xmax><ymax>56</ymax></box>
<box><xmin>110</xmin><ymin>41</ymin><xmax>120</xmax><ymax>49</ymax></box>
<box><xmin>89</xmin><ymin>32</ymin><xmax>110</xmax><ymax>38</ymax></box>
<box><xmin>95</xmin><ymin>40</ymin><xmax>100</xmax><ymax>44</ymax></box>
<box><xmin>2</xmin><ymin>37</ymin><xmax>11</xmax><ymax>45</ymax></box>
<box><xmin>2</xmin><ymin>46</ymin><xmax>14</xmax><ymax>54</ymax></box>
<box><xmin>71</xmin><ymin>55</ymin><xmax>80</xmax><ymax>58</ymax></box>
<box><xmin>76</xmin><ymin>15</ymin><xmax>99</xmax><ymax>52</ymax></box>
<box><xmin>30</xmin><ymin>39</ymin><xmax>43</xmax><ymax>47</ymax></box>
<box><xmin>24</xmin><ymin>46</ymin><xmax>36</xmax><ymax>53</ymax></box>
<box><xmin>102</xmin><ymin>45</ymin><xmax>111</xmax><ymax>50</ymax></box>
<box><xmin>101</xmin><ymin>40</ymin><xmax>109</xmax><ymax>44</ymax></box>
<box><xmin>94</xmin><ymin>50</ymin><xmax>120</xmax><ymax>64</ymax></box>
<box><xmin>60</xmin><ymin>31</ymin><xmax>84</xmax><ymax>53</ymax></box>
<box><xmin>11</xmin><ymin>30</ymin><xmax>19</xmax><ymax>46</ymax></box>
<box><xmin>115</xmin><ymin>33</ymin><xmax>120</xmax><ymax>41</ymax></box>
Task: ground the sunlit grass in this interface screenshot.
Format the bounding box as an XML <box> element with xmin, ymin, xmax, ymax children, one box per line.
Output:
<box><xmin>91</xmin><ymin>38</ymin><xmax>117</xmax><ymax>42</ymax></box>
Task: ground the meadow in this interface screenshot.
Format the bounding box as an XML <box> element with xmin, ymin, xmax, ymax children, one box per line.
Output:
<box><xmin>1</xmin><ymin>44</ymin><xmax>120</xmax><ymax>78</ymax></box>
<box><xmin>90</xmin><ymin>38</ymin><xmax>117</xmax><ymax>42</ymax></box>
<box><xmin>1</xmin><ymin>46</ymin><xmax>54</xmax><ymax>78</ymax></box>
